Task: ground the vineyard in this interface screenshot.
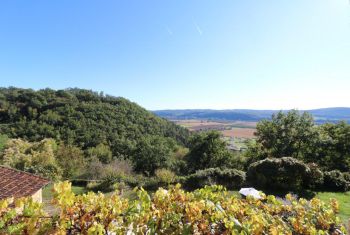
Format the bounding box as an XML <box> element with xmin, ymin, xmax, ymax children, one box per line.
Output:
<box><xmin>0</xmin><ymin>182</ymin><xmax>346</xmax><ymax>234</ymax></box>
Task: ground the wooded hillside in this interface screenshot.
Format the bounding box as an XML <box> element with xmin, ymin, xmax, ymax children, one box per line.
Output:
<box><xmin>0</xmin><ymin>87</ymin><xmax>190</xmax><ymax>158</ymax></box>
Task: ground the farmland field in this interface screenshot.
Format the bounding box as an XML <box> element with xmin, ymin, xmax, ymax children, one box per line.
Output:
<box><xmin>173</xmin><ymin>119</ymin><xmax>256</xmax><ymax>151</ymax></box>
<box><xmin>222</xmin><ymin>128</ymin><xmax>256</xmax><ymax>138</ymax></box>
<box><xmin>174</xmin><ymin>119</ymin><xmax>256</xmax><ymax>150</ymax></box>
<box><xmin>174</xmin><ymin>119</ymin><xmax>256</xmax><ymax>138</ymax></box>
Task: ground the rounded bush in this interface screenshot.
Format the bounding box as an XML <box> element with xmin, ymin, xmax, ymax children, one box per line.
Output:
<box><xmin>323</xmin><ymin>170</ymin><xmax>350</xmax><ymax>192</ymax></box>
<box><xmin>247</xmin><ymin>157</ymin><xmax>314</xmax><ymax>192</ymax></box>
<box><xmin>183</xmin><ymin>168</ymin><xmax>246</xmax><ymax>190</ymax></box>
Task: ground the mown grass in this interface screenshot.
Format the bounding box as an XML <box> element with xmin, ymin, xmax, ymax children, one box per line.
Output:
<box><xmin>316</xmin><ymin>191</ymin><xmax>350</xmax><ymax>223</ymax></box>
<box><xmin>43</xmin><ymin>184</ymin><xmax>137</xmax><ymax>201</ymax></box>
<box><xmin>43</xmin><ymin>184</ymin><xmax>87</xmax><ymax>199</ymax></box>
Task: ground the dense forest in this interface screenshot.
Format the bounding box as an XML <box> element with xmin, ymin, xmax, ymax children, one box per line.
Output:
<box><xmin>0</xmin><ymin>87</ymin><xmax>189</xmax><ymax>157</ymax></box>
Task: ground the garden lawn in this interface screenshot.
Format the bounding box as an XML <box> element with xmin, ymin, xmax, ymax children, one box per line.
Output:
<box><xmin>316</xmin><ymin>191</ymin><xmax>350</xmax><ymax>223</ymax></box>
<box><xmin>43</xmin><ymin>184</ymin><xmax>87</xmax><ymax>199</ymax></box>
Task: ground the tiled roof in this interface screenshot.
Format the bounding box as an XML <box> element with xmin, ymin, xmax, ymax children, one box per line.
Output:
<box><xmin>0</xmin><ymin>165</ymin><xmax>50</xmax><ymax>200</ymax></box>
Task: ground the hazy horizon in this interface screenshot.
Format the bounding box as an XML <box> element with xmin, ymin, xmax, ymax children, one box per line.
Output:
<box><xmin>1</xmin><ymin>0</ymin><xmax>349</xmax><ymax>110</ymax></box>
<box><xmin>152</xmin><ymin>107</ymin><xmax>350</xmax><ymax>111</ymax></box>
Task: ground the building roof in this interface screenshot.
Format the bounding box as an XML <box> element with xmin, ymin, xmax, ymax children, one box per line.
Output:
<box><xmin>0</xmin><ymin>165</ymin><xmax>50</xmax><ymax>200</ymax></box>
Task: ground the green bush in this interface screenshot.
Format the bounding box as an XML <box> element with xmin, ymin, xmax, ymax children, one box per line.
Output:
<box><xmin>155</xmin><ymin>168</ymin><xmax>176</xmax><ymax>184</ymax></box>
<box><xmin>323</xmin><ymin>170</ymin><xmax>350</xmax><ymax>192</ymax></box>
<box><xmin>247</xmin><ymin>157</ymin><xmax>315</xmax><ymax>192</ymax></box>
<box><xmin>86</xmin><ymin>181</ymin><xmax>100</xmax><ymax>190</ymax></box>
<box><xmin>182</xmin><ymin>168</ymin><xmax>246</xmax><ymax>190</ymax></box>
<box><xmin>307</xmin><ymin>163</ymin><xmax>324</xmax><ymax>189</ymax></box>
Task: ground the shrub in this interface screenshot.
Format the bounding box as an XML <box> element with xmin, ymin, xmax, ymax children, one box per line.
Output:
<box><xmin>86</xmin><ymin>181</ymin><xmax>100</xmax><ymax>190</ymax></box>
<box><xmin>82</xmin><ymin>158</ymin><xmax>133</xmax><ymax>180</ymax></box>
<box><xmin>87</xmin><ymin>164</ymin><xmax>133</xmax><ymax>192</ymax></box>
<box><xmin>87</xmin><ymin>143</ymin><xmax>113</xmax><ymax>164</ymax></box>
<box><xmin>55</xmin><ymin>143</ymin><xmax>86</xmax><ymax>179</ymax></box>
<box><xmin>307</xmin><ymin>163</ymin><xmax>324</xmax><ymax>189</ymax></box>
<box><xmin>343</xmin><ymin>172</ymin><xmax>350</xmax><ymax>182</ymax></box>
<box><xmin>247</xmin><ymin>157</ymin><xmax>315</xmax><ymax>192</ymax></box>
<box><xmin>155</xmin><ymin>168</ymin><xmax>176</xmax><ymax>184</ymax></box>
<box><xmin>323</xmin><ymin>170</ymin><xmax>350</xmax><ymax>192</ymax></box>
<box><xmin>1</xmin><ymin>138</ymin><xmax>62</xmax><ymax>180</ymax></box>
<box><xmin>183</xmin><ymin>168</ymin><xmax>246</xmax><ymax>190</ymax></box>
<box><xmin>111</xmin><ymin>181</ymin><xmax>127</xmax><ymax>192</ymax></box>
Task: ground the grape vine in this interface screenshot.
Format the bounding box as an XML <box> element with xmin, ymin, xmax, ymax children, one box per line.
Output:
<box><xmin>0</xmin><ymin>182</ymin><xmax>346</xmax><ymax>234</ymax></box>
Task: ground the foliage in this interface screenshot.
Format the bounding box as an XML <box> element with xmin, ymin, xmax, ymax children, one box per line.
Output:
<box><xmin>0</xmin><ymin>181</ymin><xmax>346</xmax><ymax>234</ymax></box>
<box><xmin>307</xmin><ymin>163</ymin><xmax>325</xmax><ymax>189</ymax></box>
<box><xmin>185</xmin><ymin>131</ymin><xmax>236</xmax><ymax>173</ymax></box>
<box><xmin>254</xmin><ymin>110</ymin><xmax>319</xmax><ymax>159</ymax></box>
<box><xmin>82</xmin><ymin>157</ymin><xmax>133</xmax><ymax>180</ymax></box>
<box><xmin>0</xmin><ymin>134</ymin><xmax>8</xmax><ymax>154</ymax></box>
<box><xmin>132</xmin><ymin>135</ymin><xmax>176</xmax><ymax>175</ymax></box>
<box><xmin>323</xmin><ymin>170</ymin><xmax>350</xmax><ymax>192</ymax></box>
<box><xmin>247</xmin><ymin>157</ymin><xmax>318</xmax><ymax>192</ymax></box>
<box><xmin>85</xmin><ymin>160</ymin><xmax>136</xmax><ymax>192</ymax></box>
<box><xmin>314</xmin><ymin>122</ymin><xmax>350</xmax><ymax>171</ymax></box>
<box><xmin>87</xmin><ymin>143</ymin><xmax>113</xmax><ymax>164</ymax></box>
<box><xmin>250</xmin><ymin>110</ymin><xmax>350</xmax><ymax>172</ymax></box>
<box><xmin>0</xmin><ymin>87</ymin><xmax>190</xmax><ymax>160</ymax></box>
<box><xmin>0</xmin><ymin>197</ymin><xmax>51</xmax><ymax>234</ymax></box>
<box><xmin>183</xmin><ymin>167</ymin><xmax>246</xmax><ymax>190</ymax></box>
<box><xmin>155</xmin><ymin>168</ymin><xmax>176</xmax><ymax>184</ymax></box>
<box><xmin>55</xmin><ymin>142</ymin><xmax>86</xmax><ymax>179</ymax></box>
<box><xmin>317</xmin><ymin>191</ymin><xmax>350</xmax><ymax>223</ymax></box>
<box><xmin>0</xmin><ymin>138</ymin><xmax>62</xmax><ymax>180</ymax></box>
<box><xmin>168</xmin><ymin>146</ymin><xmax>189</xmax><ymax>175</ymax></box>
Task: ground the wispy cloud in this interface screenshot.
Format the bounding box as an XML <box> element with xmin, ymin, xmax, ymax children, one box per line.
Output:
<box><xmin>193</xmin><ymin>21</ymin><xmax>203</xmax><ymax>35</ymax></box>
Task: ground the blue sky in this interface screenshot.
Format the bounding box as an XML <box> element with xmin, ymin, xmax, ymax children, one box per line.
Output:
<box><xmin>0</xmin><ymin>0</ymin><xmax>349</xmax><ymax>110</ymax></box>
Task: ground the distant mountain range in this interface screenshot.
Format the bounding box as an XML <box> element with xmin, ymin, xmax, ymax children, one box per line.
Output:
<box><xmin>154</xmin><ymin>108</ymin><xmax>350</xmax><ymax>123</ymax></box>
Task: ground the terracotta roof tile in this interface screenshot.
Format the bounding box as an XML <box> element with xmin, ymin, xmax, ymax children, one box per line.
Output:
<box><xmin>0</xmin><ymin>165</ymin><xmax>50</xmax><ymax>200</ymax></box>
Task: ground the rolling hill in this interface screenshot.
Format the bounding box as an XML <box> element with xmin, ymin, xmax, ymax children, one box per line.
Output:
<box><xmin>0</xmin><ymin>87</ymin><xmax>190</xmax><ymax>157</ymax></box>
<box><xmin>154</xmin><ymin>108</ymin><xmax>350</xmax><ymax>123</ymax></box>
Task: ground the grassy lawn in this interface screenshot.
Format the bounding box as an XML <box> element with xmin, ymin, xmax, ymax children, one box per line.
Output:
<box><xmin>42</xmin><ymin>184</ymin><xmax>137</xmax><ymax>201</ymax></box>
<box><xmin>43</xmin><ymin>184</ymin><xmax>87</xmax><ymax>200</ymax></box>
<box><xmin>316</xmin><ymin>191</ymin><xmax>350</xmax><ymax>223</ymax></box>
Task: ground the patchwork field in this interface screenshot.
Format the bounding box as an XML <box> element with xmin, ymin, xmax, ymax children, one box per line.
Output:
<box><xmin>174</xmin><ymin>119</ymin><xmax>257</xmax><ymax>138</ymax></box>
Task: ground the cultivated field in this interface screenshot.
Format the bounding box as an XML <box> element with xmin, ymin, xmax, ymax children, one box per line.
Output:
<box><xmin>174</xmin><ymin>119</ymin><xmax>257</xmax><ymax>138</ymax></box>
<box><xmin>222</xmin><ymin>128</ymin><xmax>256</xmax><ymax>138</ymax></box>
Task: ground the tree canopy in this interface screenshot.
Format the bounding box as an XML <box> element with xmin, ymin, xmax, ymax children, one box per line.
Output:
<box><xmin>255</xmin><ymin>110</ymin><xmax>319</xmax><ymax>159</ymax></box>
<box><xmin>185</xmin><ymin>131</ymin><xmax>235</xmax><ymax>172</ymax></box>
<box><xmin>250</xmin><ymin>110</ymin><xmax>350</xmax><ymax>172</ymax></box>
<box><xmin>0</xmin><ymin>87</ymin><xmax>190</xmax><ymax>160</ymax></box>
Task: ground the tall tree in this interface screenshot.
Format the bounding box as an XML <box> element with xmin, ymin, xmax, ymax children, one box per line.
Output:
<box><xmin>254</xmin><ymin>110</ymin><xmax>319</xmax><ymax>159</ymax></box>
<box><xmin>316</xmin><ymin>122</ymin><xmax>350</xmax><ymax>171</ymax></box>
<box><xmin>185</xmin><ymin>131</ymin><xmax>234</xmax><ymax>172</ymax></box>
<box><xmin>132</xmin><ymin>136</ymin><xmax>176</xmax><ymax>176</ymax></box>
<box><xmin>55</xmin><ymin>143</ymin><xmax>86</xmax><ymax>179</ymax></box>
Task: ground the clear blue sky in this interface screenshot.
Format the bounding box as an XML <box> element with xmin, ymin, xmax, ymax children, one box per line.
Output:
<box><xmin>0</xmin><ymin>0</ymin><xmax>349</xmax><ymax>110</ymax></box>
